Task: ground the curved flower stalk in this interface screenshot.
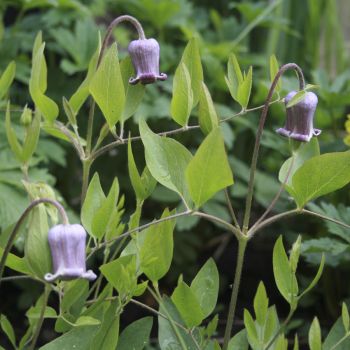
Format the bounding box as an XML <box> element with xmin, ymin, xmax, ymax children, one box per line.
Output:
<box><xmin>277</xmin><ymin>91</ymin><xmax>320</xmax><ymax>142</ymax></box>
<box><xmin>45</xmin><ymin>224</ymin><xmax>96</xmax><ymax>282</ymax></box>
<box><xmin>128</xmin><ymin>38</ymin><xmax>167</xmax><ymax>85</ymax></box>
<box><xmin>0</xmin><ymin>199</ymin><xmax>68</xmax><ymax>287</ymax></box>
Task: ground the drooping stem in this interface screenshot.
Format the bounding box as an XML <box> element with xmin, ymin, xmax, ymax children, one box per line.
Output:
<box><xmin>29</xmin><ymin>285</ymin><xmax>51</xmax><ymax>350</ymax></box>
<box><xmin>223</xmin><ymin>237</ymin><xmax>248</xmax><ymax>350</ymax></box>
<box><xmin>0</xmin><ymin>198</ymin><xmax>69</xmax><ymax>287</ymax></box>
<box><xmin>83</xmin><ymin>15</ymin><xmax>146</xmax><ymax>201</ymax></box>
<box><xmin>242</xmin><ymin>63</ymin><xmax>305</xmax><ymax>232</ymax></box>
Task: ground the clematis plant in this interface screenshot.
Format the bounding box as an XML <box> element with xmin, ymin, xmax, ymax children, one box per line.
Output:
<box><xmin>1</xmin><ymin>13</ymin><xmax>350</xmax><ymax>350</ymax></box>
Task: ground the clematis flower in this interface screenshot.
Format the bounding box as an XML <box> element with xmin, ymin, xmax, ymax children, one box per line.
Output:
<box><xmin>276</xmin><ymin>90</ymin><xmax>321</xmax><ymax>142</ymax></box>
<box><xmin>44</xmin><ymin>224</ymin><xmax>96</xmax><ymax>282</ymax></box>
<box><xmin>128</xmin><ymin>38</ymin><xmax>167</xmax><ymax>85</ymax></box>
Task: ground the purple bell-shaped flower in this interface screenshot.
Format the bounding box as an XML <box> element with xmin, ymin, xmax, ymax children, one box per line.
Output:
<box><xmin>128</xmin><ymin>38</ymin><xmax>167</xmax><ymax>85</ymax></box>
<box><xmin>44</xmin><ymin>224</ymin><xmax>96</xmax><ymax>282</ymax></box>
<box><xmin>276</xmin><ymin>90</ymin><xmax>321</xmax><ymax>142</ymax></box>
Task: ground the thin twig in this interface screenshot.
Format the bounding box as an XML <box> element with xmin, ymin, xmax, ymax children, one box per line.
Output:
<box><xmin>87</xmin><ymin>210</ymin><xmax>192</xmax><ymax>259</ymax></box>
<box><xmin>224</xmin><ymin>188</ymin><xmax>240</xmax><ymax>229</ymax></box>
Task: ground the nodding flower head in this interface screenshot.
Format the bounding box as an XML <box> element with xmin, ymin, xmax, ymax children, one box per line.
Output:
<box><xmin>276</xmin><ymin>91</ymin><xmax>321</xmax><ymax>142</ymax></box>
<box><xmin>128</xmin><ymin>38</ymin><xmax>167</xmax><ymax>85</ymax></box>
<box><xmin>44</xmin><ymin>224</ymin><xmax>96</xmax><ymax>282</ymax></box>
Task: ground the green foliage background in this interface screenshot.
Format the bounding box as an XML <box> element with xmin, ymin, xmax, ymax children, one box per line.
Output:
<box><xmin>0</xmin><ymin>0</ymin><xmax>350</xmax><ymax>348</ymax></box>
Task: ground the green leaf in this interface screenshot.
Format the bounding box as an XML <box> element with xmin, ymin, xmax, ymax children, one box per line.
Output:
<box><xmin>171</xmin><ymin>281</ymin><xmax>204</xmax><ymax>327</ymax></box>
<box><xmin>140</xmin><ymin>208</ymin><xmax>175</xmax><ymax>282</ymax></box>
<box><xmin>273</xmin><ymin>236</ymin><xmax>298</xmax><ymax>304</ymax></box>
<box><xmin>290</xmin><ymin>151</ymin><xmax>350</xmax><ymax>208</ymax></box>
<box><xmin>0</xmin><ymin>61</ymin><xmax>16</xmax><ymax>100</ymax></box>
<box><xmin>89</xmin><ymin>43</ymin><xmax>125</xmax><ymax>128</ymax></box>
<box><xmin>120</xmin><ymin>57</ymin><xmax>145</xmax><ymax>121</ymax></box>
<box><xmin>91</xmin><ymin>300</ymin><xmax>119</xmax><ymax>350</ymax></box>
<box><xmin>39</xmin><ymin>326</ymin><xmax>100</xmax><ymax>350</ymax></box>
<box><xmin>128</xmin><ymin>140</ymin><xmax>155</xmax><ymax>201</ymax></box>
<box><xmin>253</xmin><ymin>281</ymin><xmax>269</xmax><ymax>326</ymax></box>
<box><xmin>25</xmin><ymin>204</ymin><xmax>52</xmax><ymax>279</ymax></box>
<box><xmin>186</xmin><ymin>127</ymin><xmax>233</xmax><ymax>207</ymax></box>
<box><xmin>81</xmin><ymin>173</ymin><xmax>106</xmax><ymax>236</ymax></box>
<box><xmin>69</xmin><ymin>34</ymin><xmax>100</xmax><ymax>114</ymax></box>
<box><xmin>75</xmin><ymin>316</ymin><xmax>101</xmax><ymax>327</ymax></box>
<box><xmin>226</xmin><ymin>54</ymin><xmax>243</xmax><ymax>100</ymax></box>
<box><xmin>278</xmin><ymin>137</ymin><xmax>320</xmax><ymax>189</ymax></box>
<box><xmin>32</xmin><ymin>31</ymin><xmax>47</xmax><ymax>93</ymax></box>
<box><xmin>190</xmin><ymin>258</ymin><xmax>219</xmax><ymax>318</ymax></box>
<box><xmin>289</xmin><ymin>235</ymin><xmax>302</xmax><ymax>274</ymax></box>
<box><xmin>244</xmin><ymin>309</ymin><xmax>259</xmax><ymax>349</ymax></box>
<box><xmin>0</xmin><ymin>314</ymin><xmax>16</xmax><ymax>348</ymax></box>
<box><xmin>100</xmin><ymin>255</ymin><xmax>137</xmax><ymax>295</ymax></box>
<box><xmin>342</xmin><ymin>303</ymin><xmax>349</xmax><ymax>332</ymax></box>
<box><xmin>263</xmin><ymin>306</ymin><xmax>279</xmax><ymax>344</ymax></box>
<box><xmin>158</xmin><ymin>296</ymin><xmax>198</xmax><ymax>349</ymax></box>
<box><xmin>180</xmin><ymin>37</ymin><xmax>203</xmax><ymax>106</ymax></box>
<box><xmin>298</xmin><ymin>254</ymin><xmax>325</xmax><ymax>299</ymax></box>
<box><xmin>5</xmin><ymin>102</ymin><xmax>23</xmax><ymax>162</ymax></box>
<box><xmin>139</xmin><ymin>119</ymin><xmax>192</xmax><ymax>204</ymax></box>
<box><xmin>117</xmin><ymin>317</ymin><xmax>153</xmax><ymax>350</ymax></box>
<box><xmin>29</xmin><ymin>43</ymin><xmax>59</xmax><ymax>123</ymax></box>
<box><xmin>0</xmin><ymin>246</ymin><xmax>31</xmax><ymax>275</ymax></box>
<box><xmin>309</xmin><ymin>317</ymin><xmax>322</xmax><ymax>350</ymax></box>
<box><xmin>228</xmin><ymin>329</ymin><xmax>249</xmax><ymax>350</ymax></box>
<box><xmin>91</xmin><ymin>178</ymin><xmax>119</xmax><ymax>239</ymax></box>
<box><xmin>293</xmin><ymin>334</ymin><xmax>299</xmax><ymax>350</ymax></box>
<box><xmin>269</xmin><ymin>54</ymin><xmax>281</xmax><ymax>93</ymax></box>
<box><xmin>63</xmin><ymin>97</ymin><xmax>77</xmax><ymax>126</ymax></box>
<box><xmin>237</xmin><ymin>66</ymin><xmax>253</xmax><ymax>109</ymax></box>
<box><xmin>22</xmin><ymin>109</ymin><xmax>41</xmax><ymax>162</ymax></box>
<box><xmin>170</xmin><ymin>62</ymin><xmax>193</xmax><ymax>126</ymax></box>
<box><xmin>286</xmin><ymin>90</ymin><xmax>307</xmax><ymax>108</ymax></box>
<box><xmin>198</xmin><ymin>82</ymin><xmax>219</xmax><ymax>135</ymax></box>
<box><xmin>323</xmin><ymin>317</ymin><xmax>350</xmax><ymax>350</ymax></box>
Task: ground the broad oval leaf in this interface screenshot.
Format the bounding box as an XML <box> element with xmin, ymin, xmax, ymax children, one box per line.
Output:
<box><xmin>180</xmin><ymin>37</ymin><xmax>203</xmax><ymax>106</ymax></box>
<box><xmin>186</xmin><ymin>127</ymin><xmax>233</xmax><ymax>207</ymax></box>
<box><xmin>89</xmin><ymin>43</ymin><xmax>125</xmax><ymax>129</ymax></box>
<box><xmin>170</xmin><ymin>62</ymin><xmax>193</xmax><ymax>126</ymax></box>
<box><xmin>171</xmin><ymin>281</ymin><xmax>204</xmax><ymax>328</ymax></box>
<box><xmin>140</xmin><ymin>208</ymin><xmax>175</xmax><ymax>282</ymax></box>
<box><xmin>29</xmin><ymin>43</ymin><xmax>59</xmax><ymax>123</ymax></box>
<box><xmin>117</xmin><ymin>317</ymin><xmax>153</xmax><ymax>350</ymax></box>
<box><xmin>290</xmin><ymin>151</ymin><xmax>350</xmax><ymax>208</ymax></box>
<box><xmin>120</xmin><ymin>56</ymin><xmax>145</xmax><ymax>121</ymax></box>
<box><xmin>81</xmin><ymin>173</ymin><xmax>106</xmax><ymax>236</ymax></box>
<box><xmin>190</xmin><ymin>258</ymin><xmax>219</xmax><ymax>318</ymax></box>
<box><xmin>272</xmin><ymin>236</ymin><xmax>298</xmax><ymax>304</ymax></box>
<box><xmin>198</xmin><ymin>82</ymin><xmax>218</xmax><ymax>135</ymax></box>
<box><xmin>139</xmin><ymin>119</ymin><xmax>192</xmax><ymax>205</ymax></box>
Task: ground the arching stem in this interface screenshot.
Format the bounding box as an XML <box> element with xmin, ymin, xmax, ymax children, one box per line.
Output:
<box><xmin>242</xmin><ymin>63</ymin><xmax>305</xmax><ymax>232</ymax></box>
<box><xmin>82</xmin><ymin>15</ymin><xmax>146</xmax><ymax>204</ymax></box>
<box><xmin>0</xmin><ymin>198</ymin><xmax>69</xmax><ymax>287</ymax></box>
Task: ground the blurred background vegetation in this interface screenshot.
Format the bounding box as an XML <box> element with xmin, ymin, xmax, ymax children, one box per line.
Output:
<box><xmin>0</xmin><ymin>0</ymin><xmax>350</xmax><ymax>348</ymax></box>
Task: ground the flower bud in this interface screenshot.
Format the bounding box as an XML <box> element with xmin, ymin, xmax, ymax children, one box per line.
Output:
<box><xmin>128</xmin><ymin>38</ymin><xmax>167</xmax><ymax>85</ymax></box>
<box><xmin>44</xmin><ymin>224</ymin><xmax>96</xmax><ymax>282</ymax></box>
<box><xmin>276</xmin><ymin>91</ymin><xmax>321</xmax><ymax>142</ymax></box>
<box><xmin>20</xmin><ymin>106</ymin><xmax>32</xmax><ymax>126</ymax></box>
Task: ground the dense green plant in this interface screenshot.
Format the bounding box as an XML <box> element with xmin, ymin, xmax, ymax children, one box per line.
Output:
<box><xmin>1</xmin><ymin>1</ymin><xmax>350</xmax><ymax>349</ymax></box>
